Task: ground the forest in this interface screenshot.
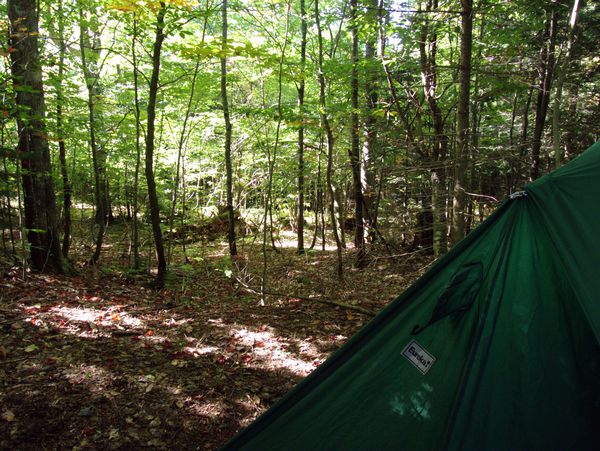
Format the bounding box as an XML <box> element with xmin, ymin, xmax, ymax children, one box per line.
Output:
<box><xmin>0</xmin><ymin>0</ymin><xmax>599</xmax><ymax>448</ymax></box>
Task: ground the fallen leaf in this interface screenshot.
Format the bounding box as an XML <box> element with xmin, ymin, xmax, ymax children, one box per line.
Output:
<box><xmin>1</xmin><ymin>410</ymin><xmax>15</xmax><ymax>422</ymax></box>
<box><xmin>24</xmin><ymin>344</ymin><xmax>38</xmax><ymax>353</ymax></box>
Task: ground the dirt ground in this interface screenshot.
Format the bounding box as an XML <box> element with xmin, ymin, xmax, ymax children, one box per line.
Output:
<box><xmin>0</xmin><ymin>239</ymin><xmax>432</xmax><ymax>450</ymax></box>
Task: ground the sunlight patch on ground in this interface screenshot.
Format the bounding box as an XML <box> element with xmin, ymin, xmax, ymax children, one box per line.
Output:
<box><xmin>227</xmin><ymin>326</ymin><xmax>321</xmax><ymax>376</ymax></box>
<box><xmin>190</xmin><ymin>400</ymin><xmax>226</xmax><ymax>419</ymax></box>
<box><xmin>183</xmin><ymin>345</ymin><xmax>219</xmax><ymax>355</ymax></box>
<box><xmin>62</xmin><ymin>364</ymin><xmax>114</xmax><ymax>393</ymax></box>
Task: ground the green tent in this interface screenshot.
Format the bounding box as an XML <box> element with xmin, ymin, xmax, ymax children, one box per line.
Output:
<box><xmin>224</xmin><ymin>141</ymin><xmax>600</xmax><ymax>450</ymax></box>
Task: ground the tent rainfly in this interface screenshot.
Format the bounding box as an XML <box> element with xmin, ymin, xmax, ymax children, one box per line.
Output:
<box><xmin>223</xmin><ymin>141</ymin><xmax>600</xmax><ymax>450</ymax></box>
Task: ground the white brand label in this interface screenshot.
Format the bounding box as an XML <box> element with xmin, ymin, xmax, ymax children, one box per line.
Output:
<box><xmin>401</xmin><ymin>340</ymin><xmax>435</xmax><ymax>375</ymax></box>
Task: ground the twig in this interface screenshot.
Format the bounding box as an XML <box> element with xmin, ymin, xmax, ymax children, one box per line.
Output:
<box><xmin>371</xmin><ymin>247</ymin><xmax>432</xmax><ymax>260</ymax></box>
<box><xmin>0</xmin><ymin>356</ymin><xmax>30</xmax><ymax>365</ymax></box>
<box><xmin>235</xmin><ymin>279</ymin><xmax>376</xmax><ymax>316</ymax></box>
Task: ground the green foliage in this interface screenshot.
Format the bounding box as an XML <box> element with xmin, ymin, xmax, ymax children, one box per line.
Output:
<box><xmin>1</xmin><ymin>0</ymin><xmax>597</xmax><ymax>268</ymax></box>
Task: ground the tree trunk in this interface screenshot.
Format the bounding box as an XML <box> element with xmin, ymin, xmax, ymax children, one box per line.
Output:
<box><xmin>56</xmin><ymin>0</ymin><xmax>71</xmax><ymax>259</ymax></box>
<box><xmin>132</xmin><ymin>15</ymin><xmax>142</xmax><ymax>269</ymax></box>
<box><xmin>530</xmin><ymin>3</ymin><xmax>558</xmax><ymax>181</ymax></box>
<box><xmin>315</xmin><ymin>0</ymin><xmax>343</xmax><ymax>278</ymax></box>
<box><xmin>362</xmin><ymin>0</ymin><xmax>381</xmax><ymax>243</ymax></box>
<box><xmin>221</xmin><ymin>0</ymin><xmax>237</xmax><ymax>257</ymax></box>
<box><xmin>553</xmin><ymin>0</ymin><xmax>581</xmax><ymax>168</ymax></box>
<box><xmin>451</xmin><ymin>0</ymin><xmax>473</xmax><ymax>246</ymax></box>
<box><xmin>349</xmin><ymin>0</ymin><xmax>366</xmax><ymax>267</ymax></box>
<box><xmin>419</xmin><ymin>0</ymin><xmax>448</xmax><ymax>257</ymax></box>
<box><xmin>296</xmin><ymin>0</ymin><xmax>307</xmax><ymax>254</ymax></box>
<box><xmin>145</xmin><ymin>4</ymin><xmax>168</xmax><ymax>287</ymax></box>
<box><xmin>168</xmin><ymin>61</ymin><xmax>200</xmax><ymax>264</ymax></box>
<box><xmin>1</xmin><ymin>131</ymin><xmax>17</xmax><ymax>258</ymax></box>
<box><xmin>79</xmin><ymin>7</ymin><xmax>107</xmax><ymax>264</ymax></box>
<box><xmin>8</xmin><ymin>0</ymin><xmax>65</xmax><ymax>273</ymax></box>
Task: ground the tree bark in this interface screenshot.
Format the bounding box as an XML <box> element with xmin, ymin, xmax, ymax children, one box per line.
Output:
<box><xmin>296</xmin><ymin>0</ymin><xmax>307</xmax><ymax>254</ymax></box>
<box><xmin>221</xmin><ymin>0</ymin><xmax>237</xmax><ymax>257</ymax></box>
<box><xmin>362</xmin><ymin>0</ymin><xmax>381</xmax><ymax>243</ymax></box>
<box><xmin>79</xmin><ymin>6</ymin><xmax>107</xmax><ymax>264</ymax></box>
<box><xmin>552</xmin><ymin>0</ymin><xmax>581</xmax><ymax>168</ymax></box>
<box><xmin>315</xmin><ymin>0</ymin><xmax>343</xmax><ymax>278</ymax></box>
<box><xmin>451</xmin><ymin>0</ymin><xmax>473</xmax><ymax>246</ymax></box>
<box><xmin>56</xmin><ymin>0</ymin><xmax>71</xmax><ymax>259</ymax></box>
<box><xmin>132</xmin><ymin>15</ymin><xmax>142</xmax><ymax>269</ymax></box>
<box><xmin>419</xmin><ymin>0</ymin><xmax>448</xmax><ymax>257</ymax></box>
<box><xmin>168</xmin><ymin>61</ymin><xmax>200</xmax><ymax>264</ymax></box>
<box><xmin>145</xmin><ymin>3</ymin><xmax>168</xmax><ymax>287</ymax></box>
<box><xmin>530</xmin><ymin>3</ymin><xmax>558</xmax><ymax>181</ymax></box>
<box><xmin>8</xmin><ymin>0</ymin><xmax>65</xmax><ymax>272</ymax></box>
<box><xmin>349</xmin><ymin>0</ymin><xmax>366</xmax><ymax>267</ymax></box>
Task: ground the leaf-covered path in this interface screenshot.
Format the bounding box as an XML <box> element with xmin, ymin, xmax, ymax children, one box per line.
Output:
<box><xmin>0</xmin><ymin>249</ymin><xmax>430</xmax><ymax>449</ymax></box>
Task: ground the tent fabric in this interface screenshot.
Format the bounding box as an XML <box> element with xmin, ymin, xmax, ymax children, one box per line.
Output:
<box><xmin>223</xmin><ymin>141</ymin><xmax>600</xmax><ymax>451</ymax></box>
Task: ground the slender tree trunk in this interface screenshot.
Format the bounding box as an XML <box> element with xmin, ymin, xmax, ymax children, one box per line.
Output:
<box><xmin>315</xmin><ymin>0</ymin><xmax>343</xmax><ymax>278</ymax></box>
<box><xmin>180</xmin><ymin>150</ymin><xmax>189</xmax><ymax>263</ymax></box>
<box><xmin>221</xmin><ymin>0</ymin><xmax>237</xmax><ymax>257</ymax></box>
<box><xmin>296</xmin><ymin>0</ymin><xmax>307</xmax><ymax>254</ymax></box>
<box><xmin>261</xmin><ymin>1</ymin><xmax>291</xmax><ymax>301</ymax></box>
<box><xmin>79</xmin><ymin>7</ymin><xmax>107</xmax><ymax>264</ymax></box>
<box><xmin>530</xmin><ymin>3</ymin><xmax>558</xmax><ymax>180</ymax></box>
<box><xmin>56</xmin><ymin>0</ymin><xmax>71</xmax><ymax>259</ymax></box>
<box><xmin>362</xmin><ymin>0</ymin><xmax>381</xmax><ymax>243</ymax></box>
<box><xmin>451</xmin><ymin>0</ymin><xmax>473</xmax><ymax>246</ymax></box>
<box><xmin>310</xmin><ymin>138</ymin><xmax>325</xmax><ymax>251</ymax></box>
<box><xmin>553</xmin><ymin>0</ymin><xmax>581</xmax><ymax>168</ymax></box>
<box><xmin>168</xmin><ymin>61</ymin><xmax>200</xmax><ymax>264</ymax></box>
<box><xmin>419</xmin><ymin>0</ymin><xmax>448</xmax><ymax>257</ymax></box>
<box><xmin>145</xmin><ymin>4</ymin><xmax>168</xmax><ymax>287</ymax></box>
<box><xmin>8</xmin><ymin>0</ymin><xmax>65</xmax><ymax>273</ymax></box>
<box><xmin>132</xmin><ymin>16</ymin><xmax>142</xmax><ymax>269</ymax></box>
<box><xmin>1</xmin><ymin>131</ymin><xmax>16</xmax><ymax>258</ymax></box>
<box><xmin>349</xmin><ymin>0</ymin><xmax>366</xmax><ymax>266</ymax></box>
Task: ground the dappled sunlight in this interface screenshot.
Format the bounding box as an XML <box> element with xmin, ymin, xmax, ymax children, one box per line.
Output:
<box><xmin>62</xmin><ymin>364</ymin><xmax>115</xmax><ymax>393</ymax></box>
<box><xmin>213</xmin><ymin>323</ymin><xmax>327</xmax><ymax>377</ymax></box>
<box><xmin>21</xmin><ymin>304</ymin><xmax>147</xmax><ymax>338</ymax></box>
<box><xmin>272</xmin><ymin>229</ymin><xmax>344</xmax><ymax>251</ymax></box>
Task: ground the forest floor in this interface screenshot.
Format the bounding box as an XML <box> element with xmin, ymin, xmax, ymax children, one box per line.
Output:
<box><xmin>0</xmin><ymin>228</ymin><xmax>433</xmax><ymax>450</ymax></box>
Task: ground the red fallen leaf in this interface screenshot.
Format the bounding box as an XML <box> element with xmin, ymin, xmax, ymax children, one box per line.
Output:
<box><xmin>144</xmin><ymin>330</ymin><xmax>154</xmax><ymax>337</ymax></box>
<box><xmin>240</xmin><ymin>354</ymin><xmax>252</xmax><ymax>363</ymax></box>
<box><xmin>255</xmin><ymin>341</ymin><xmax>265</xmax><ymax>348</ymax></box>
<box><xmin>81</xmin><ymin>426</ymin><xmax>95</xmax><ymax>437</ymax></box>
<box><xmin>216</xmin><ymin>354</ymin><xmax>227</xmax><ymax>364</ymax></box>
<box><xmin>312</xmin><ymin>360</ymin><xmax>321</xmax><ymax>367</ymax></box>
<box><xmin>111</xmin><ymin>313</ymin><xmax>121</xmax><ymax>321</ymax></box>
<box><xmin>258</xmin><ymin>325</ymin><xmax>268</xmax><ymax>332</ymax></box>
<box><xmin>288</xmin><ymin>298</ymin><xmax>301</xmax><ymax>304</ymax></box>
<box><xmin>30</xmin><ymin>317</ymin><xmax>37</xmax><ymax>325</ymax></box>
<box><xmin>59</xmin><ymin>319</ymin><xmax>67</xmax><ymax>328</ymax></box>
